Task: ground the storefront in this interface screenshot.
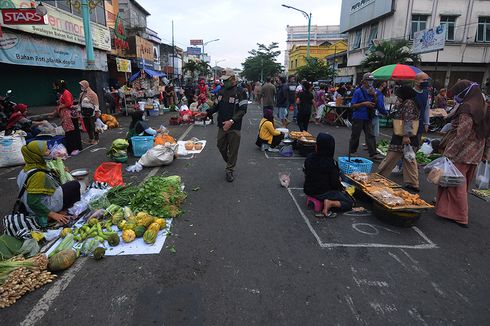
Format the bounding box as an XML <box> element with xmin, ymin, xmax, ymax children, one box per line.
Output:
<box><xmin>0</xmin><ymin>1</ymin><xmax>111</xmax><ymax>107</ymax></box>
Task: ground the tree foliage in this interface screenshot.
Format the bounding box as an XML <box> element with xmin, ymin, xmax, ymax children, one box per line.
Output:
<box><xmin>183</xmin><ymin>60</ymin><xmax>212</xmax><ymax>80</ymax></box>
<box><xmin>241</xmin><ymin>42</ymin><xmax>283</xmax><ymax>81</ymax></box>
<box><xmin>361</xmin><ymin>39</ymin><xmax>421</xmax><ymax>71</ymax></box>
<box><xmin>295</xmin><ymin>57</ymin><xmax>335</xmax><ymax>82</ymax></box>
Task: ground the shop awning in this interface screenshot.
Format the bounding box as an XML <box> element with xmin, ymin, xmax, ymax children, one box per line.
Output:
<box><xmin>129</xmin><ymin>68</ymin><xmax>166</xmax><ymax>83</ymax></box>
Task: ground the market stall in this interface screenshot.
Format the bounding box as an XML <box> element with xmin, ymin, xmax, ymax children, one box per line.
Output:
<box><xmin>127</xmin><ymin>68</ymin><xmax>166</xmax><ymax>113</ymax></box>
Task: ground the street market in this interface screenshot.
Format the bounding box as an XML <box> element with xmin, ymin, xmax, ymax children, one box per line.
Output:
<box><xmin>1</xmin><ymin>0</ymin><xmax>490</xmax><ymax>325</ymax></box>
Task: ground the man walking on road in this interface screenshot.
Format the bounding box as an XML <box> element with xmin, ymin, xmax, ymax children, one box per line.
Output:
<box><xmin>203</xmin><ymin>69</ymin><xmax>248</xmax><ymax>182</ymax></box>
<box><xmin>413</xmin><ymin>72</ymin><xmax>430</xmax><ymax>141</ymax></box>
<box><xmin>260</xmin><ymin>77</ymin><xmax>276</xmax><ymax>115</ymax></box>
<box><xmin>349</xmin><ymin>73</ymin><xmax>382</xmax><ymax>161</ymax></box>
<box><xmin>276</xmin><ymin>77</ymin><xmax>289</xmax><ymax>127</ymax></box>
<box><xmin>288</xmin><ymin>76</ymin><xmax>298</xmax><ymax>122</ymax></box>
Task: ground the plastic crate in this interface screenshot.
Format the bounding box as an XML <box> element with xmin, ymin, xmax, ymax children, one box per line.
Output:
<box><xmin>338</xmin><ymin>156</ymin><xmax>373</xmax><ymax>174</ymax></box>
<box><xmin>148</xmin><ymin>109</ymin><xmax>159</xmax><ymax>117</ymax></box>
<box><xmin>131</xmin><ymin>136</ymin><xmax>154</xmax><ymax>157</ymax></box>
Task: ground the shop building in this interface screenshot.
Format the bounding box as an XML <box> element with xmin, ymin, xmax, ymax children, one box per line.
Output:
<box><xmin>340</xmin><ymin>0</ymin><xmax>490</xmax><ymax>87</ymax></box>
<box><xmin>288</xmin><ymin>40</ymin><xmax>347</xmax><ymax>76</ymax></box>
<box><xmin>0</xmin><ymin>0</ymin><xmax>111</xmax><ymax>107</ymax></box>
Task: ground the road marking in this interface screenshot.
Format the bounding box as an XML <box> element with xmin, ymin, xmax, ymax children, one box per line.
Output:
<box><xmin>20</xmin><ymin>258</ymin><xmax>86</xmax><ymax>326</ymax></box>
<box><xmin>264</xmin><ymin>151</ymin><xmax>304</xmax><ymax>160</ymax></box>
<box><xmin>408</xmin><ymin>308</ymin><xmax>429</xmax><ymax>326</ymax></box>
<box><xmin>431</xmin><ymin>282</ymin><xmax>446</xmax><ymax>297</ymax></box>
<box><xmin>18</xmin><ymin>125</ymin><xmax>195</xmax><ymax>325</ymax></box>
<box><xmin>387</xmin><ymin>252</ymin><xmax>408</xmax><ymax>269</ymax></box>
<box><xmin>455</xmin><ymin>291</ymin><xmax>470</xmax><ymax>304</ymax></box>
<box><xmin>345</xmin><ymin>295</ymin><xmax>367</xmax><ymax>325</ymax></box>
<box><xmin>287</xmin><ymin>188</ymin><xmax>438</xmax><ymax>249</ymax></box>
<box><xmin>370</xmin><ymin>302</ymin><xmax>398</xmax><ymax>315</ymax></box>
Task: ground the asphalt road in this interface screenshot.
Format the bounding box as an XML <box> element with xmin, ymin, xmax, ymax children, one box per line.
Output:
<box><xmin>1</xmin><ymin>104</ymin><xmax>490</xmax><ymax>325</ymax></box>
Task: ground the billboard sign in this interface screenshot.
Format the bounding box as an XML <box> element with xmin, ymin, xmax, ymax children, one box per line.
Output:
<box><xmin>186</xmin><ymin>47</ymin><xmax>201</xmax><ymax>55</ymax></box>
<box><xmin>190</xmin><ymin>39</ymin><xmax>203</xmax><ymax>46</ymax></box>
<box><xmin>1</xmin><ymin>8</ymin><xmax>48</xmax><ymax>25</ymax></box>
<box><xmin>412</xmin><ymin>25</ymin><xmax>446</xmax><ymax>54</ymax></box>
<box><xmin>340</xmin><ymin>0</ymin><xmax>393</xmax><ymax>33</ymax></box>
<box><xmin>116</xmin><ymin>57</ymin><xmax>131</xmax><ymax>73</ymax></box>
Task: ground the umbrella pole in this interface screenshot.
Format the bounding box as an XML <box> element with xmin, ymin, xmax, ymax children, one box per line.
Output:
<box><xmin>430</xmin><ymin>50</ymin><xmax>440</xmax><ymax>109</ymax></box>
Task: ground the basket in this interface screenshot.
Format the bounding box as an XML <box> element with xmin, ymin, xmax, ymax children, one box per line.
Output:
<box><xmin>149</xmin><ymin>109</ymin><xmax>159</xmax><ymax>117</ymax></box>
<box><xmin>131</xmin><ymin>136</ymin><xmax>154</xmax><ymax>157</ymax></box>
<box><xmin>338</xmin><ymin>156</ymin><xmax>373</xmax><ymax>174</ymax></box>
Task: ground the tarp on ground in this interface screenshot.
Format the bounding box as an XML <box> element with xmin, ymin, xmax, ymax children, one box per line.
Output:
<box><xmin>128</xmin><ymin>68</ymin><xmax>166</xmax><ymax>83</ymax></box>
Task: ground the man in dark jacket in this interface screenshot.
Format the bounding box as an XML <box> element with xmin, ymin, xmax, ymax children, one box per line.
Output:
<box><xmin>276</xmin><ymin>77</ymin><xmax>289</xmax><ymax>127</ymax></box>
<box><xmin>203</xmin><ymin>69</ymin><xmax>248</xmax><ymax>182</ymax></box>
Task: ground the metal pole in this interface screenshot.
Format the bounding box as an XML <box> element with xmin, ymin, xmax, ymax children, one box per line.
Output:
<box><xmin>307</xmin><ymin>13</ymin><xmax>311</xmax><ymax>60</ymax></box>
<box><xmin>260</xmin><ymin>58</ymin><xmax>263</xmax><ymax>83</ymax></box>
<box><xmin>430</xmin><ymin>50</ymin><xmax>439</xmax><ymax>108</ymax></box>
<box><xmin>81</xmin><ymin>0</ymin><xmax>95</xmax><ymax>68</ymax></box>
<box><xmin>172</xmin><ymin>20</ymin><xmax>175</xmax><ymax>81</ymax></box>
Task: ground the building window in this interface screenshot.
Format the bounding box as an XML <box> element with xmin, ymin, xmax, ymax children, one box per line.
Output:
<box><xmin>440</xmin><ymin>16</ymin><xmax>456</xmax><ymax>41</ymax></box>
<box><xmin>411</xmin><ymin>15</ymin><xmax>427</xmax><ymax>39</ymax></box>
<box><xmin>476</xmin><ymin>17</ymin><xmax>490</xmax><ymax>42</ymax></box>
<box><xmin>290</xmin><ymin>61</ymin><xmax>293</xmax><ymax>69</ymax></box>
<box><xmin>367</xmin><ymin>23</ymin><xmax>378</xmax><ymax>44</ymax></box>
<box><xmin>295</xmin><ymin>59</ymin><xmax>298</xmax><ymax>68</ymax></box>
<box><xmin>352</xmin><ymin>30</ymin><xmax>362</xmax><ymax>49</ymax></box>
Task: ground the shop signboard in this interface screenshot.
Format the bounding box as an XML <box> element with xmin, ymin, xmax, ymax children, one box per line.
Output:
<box><xmin>135</xmin><ymin>36</ymin><xmax>153</xmax><ymax>61</ymax></box>
<box><xmin>113</xmin><ymin>12</ymin><xmax>128</xmax><ymax>50</ymax></box>
<box><xmin>1</xmin><ymin>8</ymin><xmax>48</xmax><ymax>25</ymax></box>
<box><xmin>116</xmin><ymin>57</ymin><xmax>131</xmax><ymax>73</ymax></box>
<box><xmin>190</xmin><ymin>39</ymin><xmax>203</xmax><ymax>46</ymax></box>
<box><xmin>412</xmin><ymin>25</ymin><xmax>446</xmax><ymax>55</ymax></box>
<box><xmin>0</xmin><ymin>0</ymin><xmax>111</xmax><ymax>51</ymax></box>
<box><xmin>0</xmin><ymin>31</ymin><xmax>107</xmax><ymax>70</ymax></box>
<box><xmin>186</xmin><ymin>47</ymin><xmax>201</xmax><ymax>55</ymax></box>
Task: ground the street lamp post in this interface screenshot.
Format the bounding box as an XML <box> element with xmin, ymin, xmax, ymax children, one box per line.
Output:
<box><xmin>282</xmin><ymin>4</ymin><xmax>311</xmax><ymax>60</ymax></box>
<box><xmin>202</xmin><ymin>39</ymin><xmax>220</xmax><ymax>62</ymax></box>
<box><xmin>80</xmin><ymin>0</ymin><xmax>95</xmax><ymax>69</ymax></box>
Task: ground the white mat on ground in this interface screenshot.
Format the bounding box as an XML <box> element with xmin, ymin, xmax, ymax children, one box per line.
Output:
<box><xmin>45</xmin><ymin>218</ymin><xmax>173</xmax><ymax>256</ymax></box>
<box><xmin>177</xmin><ymin>140</ymin><xmax>207</xmax><ymax>154</ymax></box>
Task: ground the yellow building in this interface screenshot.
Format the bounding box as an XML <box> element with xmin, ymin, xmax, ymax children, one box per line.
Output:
<box><xmin>288</xmin><ymin>40</ymin><xmax>347</xmax><ymax>76</ymax></box>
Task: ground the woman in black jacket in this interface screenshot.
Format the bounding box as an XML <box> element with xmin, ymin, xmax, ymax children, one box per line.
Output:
<box><xmin>304</xmin><ymin>133</ymin><xmax>354</xmax><ymax>217</ymax></box>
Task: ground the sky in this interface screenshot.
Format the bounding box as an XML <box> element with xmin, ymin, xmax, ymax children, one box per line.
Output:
<box><xmin>138</xmin><ymin>0</ymin><xmax>342</xmax><ymax>69</ymax></box>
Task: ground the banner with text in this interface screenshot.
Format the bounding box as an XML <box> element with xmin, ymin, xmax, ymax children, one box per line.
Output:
<box><xmin>412</xmin><ymin>24</ymin><xmax>446</xmax><ymax>55</ymax></box>
<box><xmin>116</xmin><ymin>57</ymin><xmax>131</xmax><ymax>73</ymax></box>
<box><xmin>0</xmin><ymin>0</ymin><xmax>111</xmax><ymax>51</ymax></box>
<box><xmin>0</xmin><ymin>31</ymin><xmax>108</xmax><ymax>71</ymax></box>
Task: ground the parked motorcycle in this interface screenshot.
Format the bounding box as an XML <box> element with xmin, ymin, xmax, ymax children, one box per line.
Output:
<box><xmin>0</xmin><ymin>90</ymin><xmax>16</xmax><ymax>131</ymax></box>
<box><xmin>428</xmin><ymin>104</ymin><xmax>456</xmax><ymax>133</ymax></box>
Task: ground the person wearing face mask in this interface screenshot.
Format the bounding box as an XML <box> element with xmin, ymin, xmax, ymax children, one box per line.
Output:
<box><xmin>78</xmin><ymin>80</ymin><xmax>100</xmax><ymax>145</ymax></box>
<box><xmin>435</xmin><ymin>80</ymin><xmax>490</xmax><ymax>227</ymax></box>
<box><xmin>16</xmin><ymin>141</ymin><xmax>81</xmax><ymax>228</ymax></box>
<box><xmin>349</xmin><ymin>73</ymin><xmax>382</xmax><ymax>161</ymax></box>
<box><xmin>413</xmin><ymin>72</ymin><xmax>430</xmax><ymax>140</ymax></box>
<box><xmin>200</xmin><ymin>69</ymin><xmax>248</xmax><ymax>182</ymax></box>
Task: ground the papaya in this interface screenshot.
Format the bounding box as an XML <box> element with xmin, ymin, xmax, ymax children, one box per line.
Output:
<box><xmin>155</xmin><ymin>218</ymin><xmax>166</xmax><ymax>230</ymax></box>
<box><xmin>122</xmin><ymin>229</ymin><xmax>136</xmax><ymax>243</ymax></box>
<box><xmin>143</xmin><ymin>229</ymin><xmax>157</xmax><ymax>244</ymax></box>
<box><xmin>134</xmin><ymin>225</ymin><xmax>146</xmax><ymax>238</ymax></box>
<box><xmin>148</xmin><ymin>222</ymin><xmax>160</xmax><ymax>233</ymax></box>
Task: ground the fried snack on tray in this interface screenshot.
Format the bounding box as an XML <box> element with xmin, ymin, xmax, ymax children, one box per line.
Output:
<box><xmin>289</xmin><ymin>131</ymin><xmax>313</xmax><ymax>140</ymax></box>
<box><xmin>349</xmin><ymin>173</ymin><xmax>397</xmax><ymax>187</ymax></box>
<box><xmin>364</xmin><ymin>186</ymin><xmax>428</xmax><ymax>207</ymax></box>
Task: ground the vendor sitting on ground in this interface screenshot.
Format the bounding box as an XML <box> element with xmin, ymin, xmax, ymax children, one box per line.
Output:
<box><xmin>5</xmin><ymin>104</ymin><xmax>46</xmax><ymax>138</ymax></box>
<box><xmin>303</xmin><ymin>133</ymin><xmax>354</xmax><ymax>217</ymax></box>
<box><xmin>127</xmin><ymin>110</ymin><xmax>158</xmax><ymax>138</ymax></box>
<box><xmin>17</xmin><ymin>141</ymin><xmax>81</xmax><ymax>227</ymax></box>
<box><xmin>256</xmin><ymin>109</ymin><xmax>284</xmax><ymax>151</ymax></box>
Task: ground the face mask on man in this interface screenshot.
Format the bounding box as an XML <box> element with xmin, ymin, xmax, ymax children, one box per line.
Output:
<box><xmin>419</xmin><ymin>81</ymin><xmax>429</xmax><ymax>88</ymax></box>
<box><xmin>367</xmin><ymin>80</ymin><xmax>374</xmax><ymax>87</ymax></box>
<box><xmin>223</xmin><ymin>79</ymin><xmax>233</xmax><ymax>89</ymax></box>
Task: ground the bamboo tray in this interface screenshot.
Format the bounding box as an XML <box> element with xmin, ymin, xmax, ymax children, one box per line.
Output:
<box><xmin>346</xmin><ymin>173</ymin><xmax>401</xmax><ymax>189</ymax></box>
<box><xmin>361</xmin><ymin>187</ymin><xmax>433</xmax><ymax>211</ymax></box>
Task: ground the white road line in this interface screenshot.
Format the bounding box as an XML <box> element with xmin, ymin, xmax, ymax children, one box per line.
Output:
<box><xmin>264</xmin><ymin>151</ymin><xmax>304</xmax><ymax>160</ymax></box>
<box><xmin>19</xmin><ymin>124</ymin><xmax>196</xmax><ymax>326</ymax></box>
<box><xmin>344</xmin><ymin>295</ymin><xmax>367</xmax><ymax>325</ymax></box>
<box><xmin>412</xmin><ymin>227</ymin><xmax>437</xmax><ymax>247</ymax></box>
<box><xmin>388</xmin><ymin>252</ymin><xmax>408</xmax><ymax>269</ymax></box>
<box><xmin>20</xmin><ymin>258</ymin><xmax>86</xmax><ymax>326</ymax></box>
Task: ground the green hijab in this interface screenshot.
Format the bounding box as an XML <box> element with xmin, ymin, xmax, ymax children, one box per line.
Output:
<box><xmin>21</xmin><ymin>141</ymin><xmax>57</xmax><ymax>195</ymax></box>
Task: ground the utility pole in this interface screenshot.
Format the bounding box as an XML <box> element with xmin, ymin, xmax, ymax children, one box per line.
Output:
<box><xmin>282</xmin><ymin>5</ymin><xmax>312</xmax><ymax>60</ymax></box>
<box><xmin>171</xmin><ymin>20</ymin><xmax>175</xmax><ymax>81</ymax></box>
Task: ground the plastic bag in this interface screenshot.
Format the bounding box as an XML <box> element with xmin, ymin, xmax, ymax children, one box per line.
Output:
<box><xmin>403</xmin><ymin>145</ymin><xmax>416</xmax><ymax>163</ymax></box>
<box><xmin>126</xmin><ymin>162</ymin><xmax>143</xmax><ymax>173</ymax></box>
<box><xmin>68</xmin><ymin>188</ymin><xmax>109</xmax><ymax>216</ymax></box>
<box><xmin>280</xmin><ymin>145</ymin><xmax>293</xmax><ymax>157</ymax></box>
<box><xmin>94</xmin><ymin>162</ymin><xmax>124</xmax><ymax>187</ymax></box>
<box><xmin>138</xmin><ymin>144</ymin><xmax>177</xmax><ymax>167</ymax></box>
<box><xmin>278</xmin><ymin>172</ymin><xmax>290</xmax><ymax>188</ymax></box>
<box><xmin>475</xmin><ymin>161</ymin><xmax>490</xmax><ymax>190</ymax></box>
<box><xmin>424</xmin><ymin>156</ymin><xmax>465</xmax><ymax>187</ymax></box>
<box><xmin>95</xmin><ymin>118</ymin><xmax>108</xmax><ymax>133</ymax></box>
<box><xmin>50</xmin><ymin>143</ymin><xmax>68</xmax><ymax>160</ymax></box>
<box><xmin>0</xmin><ymin>133</ymin><xmax>26</xmax><ymax>167</ymax></box>
<box><xmin>47</xmin><ymin>158</ymin><xmax>74</xmax><ymax>184</ymax></box>
<box><xmin>419</xmin><ymin>142</ymin><xmax>433</xmax><ymax>155</ymax></box>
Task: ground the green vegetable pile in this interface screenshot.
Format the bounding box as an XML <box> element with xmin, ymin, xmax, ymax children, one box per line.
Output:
<box><xmin>106</xmin><ymin>185</ymin><xmax>139</xmax><ymax>207</ymax></box>
<box><xmin>377</xmin><ymin>139</ymin><xmax>389</xmax><ymax>156</ymax></box>
<box><xmin>130</xmin><ymin>175</ymin><xmax>186</xmax><ymax>218</ymax></box>
<box><xmin>416</xmin><ymin>152</ymin><xmax>432</xmax><ymax>165</ymax></box>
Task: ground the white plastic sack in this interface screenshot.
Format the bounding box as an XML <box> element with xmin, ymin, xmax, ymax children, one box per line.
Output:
<box><xmin>424</xmin><ymin>156</ymin><xmax>465</xmax><ymax>187</ymax></box>
<box><xmin>419</xmin><ymin>142</ymin><xmax>433</xmax><ymax>155</ymax></box>
<box><xmin>95</xmin><ymin>118</ymin><xmax>108</xmax><ymax>133</ymax></box>
<box><xmin>475</xmin><ymin>161</ymin><xmax>490</xmax><ymax>190</ymax></box>
<box><xmin>138</xmin><ymin>144</ymin><xmax>177</xmax><ymax>167</ymax></box>
<box><xmin>126</xmin><ymin>162</ymin><xmax>143</xmax><ymax>173</ymax></box>
<box><xmin>0</xmin><ymin>133</ymin><xmax>26</xmax><ymax>167</ymax></box>
<box><xmin>403</xmin><ymin>145</ymin><xmax>416</xmax><ymax>163</ymax></box>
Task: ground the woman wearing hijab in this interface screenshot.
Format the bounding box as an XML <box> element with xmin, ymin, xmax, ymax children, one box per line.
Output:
<box><xmin>256</xmin><ymin>109</ymin><xmax>284</xmax><ymax>151</ymax></box>
<box><xmin>296</xmin><ymin>81</ymin><xmax>316</xmax><ymax>132</ymax></box>
<box><xmin>435</xmin><ymin>80</ymin><xmax>490</xmax><ymax>227</ymax></box>
<box><xmin>51</xmin><ymin>80</ymin><xmax>82</xmax><ymax>156</ymax></box>
<box><xmin>304</xmin><ymin>133</ymin><xmax>354</xmax><ymax>217</ymax></box>
<box><xmin>17</xmin><ymin>141</ymin><xmax>81</xmax><ymax>227</ymax></box>
<box><xmin>378</xmin><ymin>85</ymin><xmax>421</xmax><ymax>192</ymax></box>
<box><xmin>79</xmin><ymin>80</ymin><xmax>100</xmax><ymax>145</ymax></box>
<box><xmin>5</xmin><ymin>104</ymin><xmax>45</xmax><ymax>137</ymax></box>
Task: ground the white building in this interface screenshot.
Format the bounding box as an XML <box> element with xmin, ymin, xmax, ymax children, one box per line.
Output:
<box><xmin>340</xmin><ymin>0</ymin><xmax>490</xmax><ymax>88</ymax></box>
<box><xmin>285</xmin><ymin>25</ymin><xmax>347</xmax><ymax>71</ymax></box>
